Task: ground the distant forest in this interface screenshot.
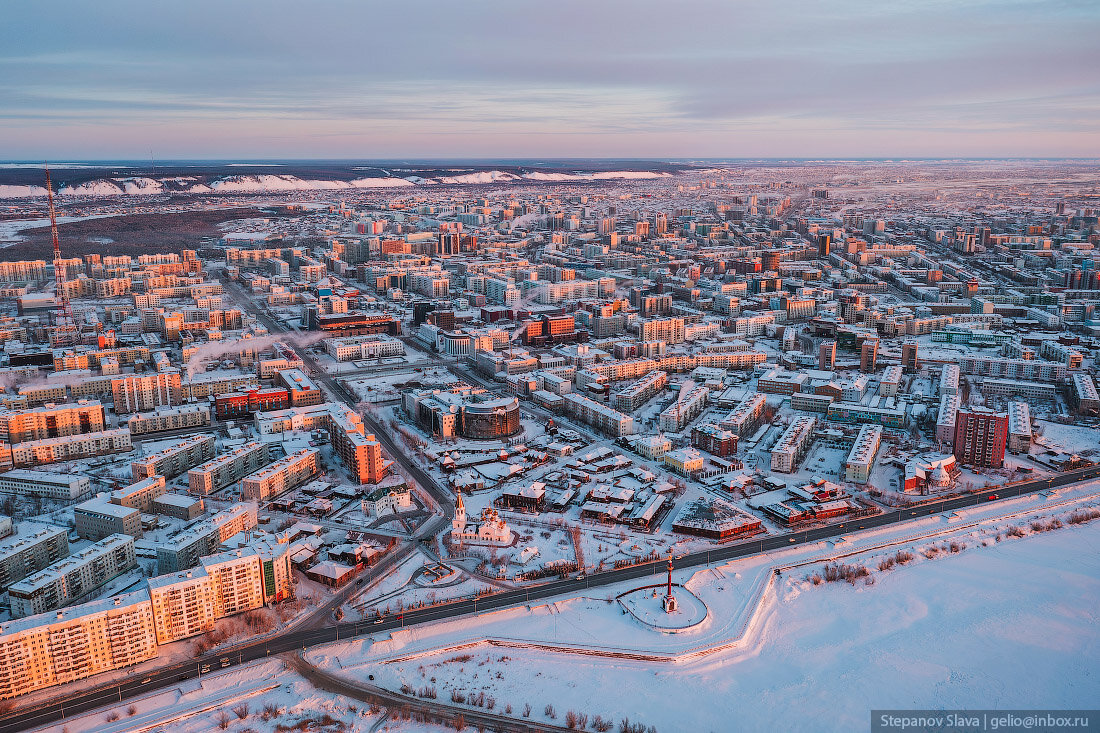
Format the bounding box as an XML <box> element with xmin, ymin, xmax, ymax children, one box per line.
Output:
<box><xmin>0</xmin><ymin>208</ymin><xmax>294</xmax><ymax>261</ymax></box>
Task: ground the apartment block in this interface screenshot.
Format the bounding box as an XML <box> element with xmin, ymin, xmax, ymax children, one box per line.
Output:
<box><xmin>131</xmin><ymin>433</ymin><xmax>216</xmax><ymax>480</ymax></box>
<box><xmin>719</xmin><ymin>393</ymin><xmax>767</xmax><ymax>437</ymax></box>
<box><xmin>155</xmin><ymin>503</ymin><xmax>259</xmax><ymax>573</ymax></box>
<box><xmin>9</xmin><ymin>534</ymin><xmax>136</xmax><ymax>618</ymax></box>
<box><xmin>953</xmin><ymin>407</ymin><xmax>1008</xmax><ymax>468</ymax></box>
<box><xmin>74</xmin><ymin>499</ymin><xmax>142</xmax><ymax>540</ymax></box>
<box><xmin>0</xmin><ymin>469</ymin><xmax>91</xmax><ymax>500</ymax></box>
<box><xmin>843</xmin><ymin>424</ymin><xmax>882</xmax><ymax>483</ymax></box>
<box><xmin>0</xmin><ymin>401</ymin><xmax>106</xmax><ymax>444</ymax></box>
<box><xmin>638</xmin><ymin>317</ymin><xmax>686</xmax><ymax>345</ymax></box>
<box><xmin>111</xmin><ymin>371</ymin><xmax>184</xmax><ymax>414</ymax></box>
<box><xmin>936</xmin><ymin>392</ymin><xmax>961</xmax><ymax>445</ymax></box>
<box><xmin>150</xmin><ymin>540</ymin><xmax>292</xmax><ymax>644</ymax></box>
<box><xmin>240</xmin><ymin>448</ymin><xmax>319</xmax><ymax>501</ymax></box>
<box><xmin>10</xmin><ymin>429</ymin><xmax>132</xmax><ymax>468</ymax></box>
<box><xmin>658</xmin><ymin>386</ymin><xmax>709</xmax><ymax>432</ymax></box>
<box><xmin>0</xmin><ymin>524</ymin><xmax>70</xmax><ymax>592</ymax></box>
<box><xmin>563</xmin><ymin>393</ymin><xmax>635</xmax><ymax>436</ymax></box>
<box><xmin>771</xmin><ymin>416</ymin><xmax>815</xmax><ymax>473</ymax></box>
<box><xmin>126</xmin><ymin>404</ymin><xmax>210</xmax><ymax>435</ymax></box>
<box><xmin>879</xmin><ymin>365</ymin><xmax>903</xmax><ymax>397</ymax></box>
<box><xmin>940</xmin><ymin>364</ymin><xmax>960</xmax><ymax>395</ymax></box>
<box><xmin>276</xmin><ymin>369</ymin><xmax>324</xmax><ymax>407</ymax></box>
<box><xmin>0</xmin><ymin>589</ymin><xmax>158</xmax><ymax>700</ymax></box>
<box><xmin>611</xmin><ymin>370</ymin><xmax>668</xmax><ymax>413</ymax></box>
<box><xmin>187</xmin><ymin>441</ymin><xmax>270</xmax><ymax>495</ymax></box>
<box><xmin>110</xmin><ymin>475</ymin><xmax>168</xmax><ymax>513</ymax></box>
<box><xmin>152</xmin><ymin>493</ymin><xmax>204</xmax><ymax>521</ymax></box>
<box><xmin>1007</xmin><ymin>401</ymin><xmax>1032</xmax><ymax>454</ymax></box>
<box><xmin>981</xmin><ymin>378</ymin><xmax>1056</xmax><ymax>402</ymax></box>
<box><xmin>328</xmin><ymin>405</ymin><xmax>390</xmax><ymax>484</ymax></box>
<box><xmin>1072</xmin><ymin>373</ymin><xmax>1100</xmax><ymax>414</ymax></box>
<box><xmin>955</xmin><ymin>355</ymin><xmax>1067</xmax><ymax>382</ymax></box>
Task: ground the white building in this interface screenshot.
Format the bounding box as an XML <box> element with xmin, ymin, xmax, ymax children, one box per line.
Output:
<box><xmin>324</xmin><ymin>334</ymin><xmax>405</xmax><ymax>362</ymax></box>
<box><xmin>940</xmin><ymin>364</ymin><xmax>960</xmax><ymax>395</ymax></box>
<box><xmin>362</xmin><ymin>485</ymin><xmax>413</xmax><ymax>516</ymax></box>
<box><xmin>1007</xmin><ymin>401</ymin><xmax>1032</xmax><ymax>454</ymax></box>
<box><xmin>563</xmin><ymin>393</ymin><xmax>635</xmax><ymax>436</ymax></box>
<box><xmin>936</xmin><ymin>392</ymin><xmax>961</xmax><ymax>445</ymax></box>
<box><xmin>770</xmin><ymin>417</ymin><xmax>815</xmax><ymax>473</ymax></box>
<box><xmin>155</xmin><ymin>503</ymin><xmax>259</xmax><ymax>573</ymax></box>
<box><xmin>0</xmin><ymin>524</ymin><xmax>70</xmax><ymax>592</ymax></box>
<box><xmin>188</xmin><ymin>441</ymin><xmax>269</xmax><ymax>495</ymax></box>
<box><xmin>126</xmin><ymin>404</ymin><xmax>210</xmax><ymax>435</ymax></box>
<box><xmin>131</xmin><ymin>434</ymin><xmax>216</xmax><ymax>480</ymax></box>
<box><xmin>720</xmin><ymin>393</ymin><xmax>767</xmax><ymax>437</ymax></box>
<box><xmin>658</xmin><ymin>385</ymin><xmax>709</xmax><ymax>433</ymax></box>
<box><xmin>451</xmin><ymin>494</ymin><xmax>512</xmax><ymax>546</ymax></box>
<box><xmin>843</xmin><ymin>424</ymin><xmax>882</xmax><ymax>483</ymax></box>
<box><xmin>9</xmin><ymin>429</ymin><xmax>132</xmax><ymax>468</ymax></box>
<box><xmin>0</xmin><ymin>469</ymin><xmax>91</xmax><ymax>500</ymax></box>
<box><xmin>879</xmin><ymin>365</ymin><xmax>903</xmax><ymax>398</ymax></box>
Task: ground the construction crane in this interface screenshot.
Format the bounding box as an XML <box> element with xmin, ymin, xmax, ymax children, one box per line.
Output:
<box><xmin>44</xmin><ymin>164</ymin><xmax>79</xmax><ymax>346</ymax></box>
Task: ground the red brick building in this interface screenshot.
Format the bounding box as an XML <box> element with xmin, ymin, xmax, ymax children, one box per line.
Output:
<box><xmin>952</xmin><ymin>407</ymin><xmax>1008</xmax><ymax>468</ymax></box>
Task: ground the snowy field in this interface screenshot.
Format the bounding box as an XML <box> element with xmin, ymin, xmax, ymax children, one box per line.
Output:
<box><xmin>34</xmin><ymin>660</ymin><xmax>384</xmax><ymax>733</ymax></box>
<box><xmin>309</xmin><ymin>487</ymin><xmax>1100</xmax><ymax>733</ymax></box>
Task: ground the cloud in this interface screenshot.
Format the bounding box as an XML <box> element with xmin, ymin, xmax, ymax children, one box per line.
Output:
<box><xmin>1</xmin><ymin>0</ymin><xmax>1098</xmax><ymax>157</ymax></box>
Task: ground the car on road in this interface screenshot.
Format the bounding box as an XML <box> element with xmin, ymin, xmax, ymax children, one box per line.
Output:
<box><xmin>141</xmin><ymin>677</ymin><xmax>152</xmax><ymax>685</ymax></box>
<box><xmin>987</xmin><ymin>493</ymin><xmax>998</xmax><ymax>500</ymax></box>
<box><xmin>220</xmin><ymin>657</ymin><xmax>230</xmax><ymax>667</ymax></box>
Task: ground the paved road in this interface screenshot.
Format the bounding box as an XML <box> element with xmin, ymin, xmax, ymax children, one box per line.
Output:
<box><xmin>4</xmin><ymin>463</ymin><xmax>1097</xmax><ymax>733</ymax></box>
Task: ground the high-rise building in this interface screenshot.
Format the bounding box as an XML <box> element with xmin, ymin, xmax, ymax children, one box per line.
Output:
<box><xmin>901</xmin><ymin>340</ymin><xmax>919</xmax><ymax>373</ymax></box>
<box><xmin>653</xmin><ymin>213</ymin><xmax>667</xmax><ymax>235</ymax></box>
<box><xmin>952</xmin><ymin>407</ymin><xmax>1008</xmax><ymax>468</ymax></box>
<box><xmin>0</xmin><ymin>401</ymin><xmax>106</xmax><ymax>444</ymax></box>
<box><xmin>111</xmin><ymin>372</ymin><xmax>183</xmax><ymax>414</ymax></box>
<box><xmin>860</xmin><ymin>339</ymin><xmax>879</xmax><ymax>373</ymax></box>
<box><xmin>818</xmin><ymin>340</ymin><xmax>836</xmax><ymax>370</ymax></box>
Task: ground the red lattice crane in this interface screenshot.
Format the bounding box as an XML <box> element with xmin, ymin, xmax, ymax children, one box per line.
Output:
<box><xmin>44</xmin><ymin>165</ymin><xmax>78</xmax><ymax>346</ymax></box>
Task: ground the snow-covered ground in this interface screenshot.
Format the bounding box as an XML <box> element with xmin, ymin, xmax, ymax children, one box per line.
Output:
<box><xmin>1033</xmin><ymin>419</ymin><xmax>1100</xmax><ymax>457</ymax></box>
<box><xmin>305</xmin><ymin>485</ymin><xmax>1100</xmax><ymax>733</ymax></box>
<box><xmin>33</xmin><ymin>660</ymin><xmax>383</xmax><ymax>733</ymax></box>
<box><xmin>33</xmin><ymin>485</ymin><xmax>1100</xmax><ymax>733</ymax></box>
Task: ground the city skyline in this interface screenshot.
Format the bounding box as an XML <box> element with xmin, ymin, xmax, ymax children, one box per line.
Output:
<box><xmin>3</xmin><ymin>0</ymin><xmax>1099</xmax><ymax>159</ymax></box>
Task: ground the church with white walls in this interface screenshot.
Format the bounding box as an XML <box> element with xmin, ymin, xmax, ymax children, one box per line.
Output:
<box><xmin>451</xmin><ymin>493</ymin><xmax>513</xmax><ymax>547</ymax></box>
